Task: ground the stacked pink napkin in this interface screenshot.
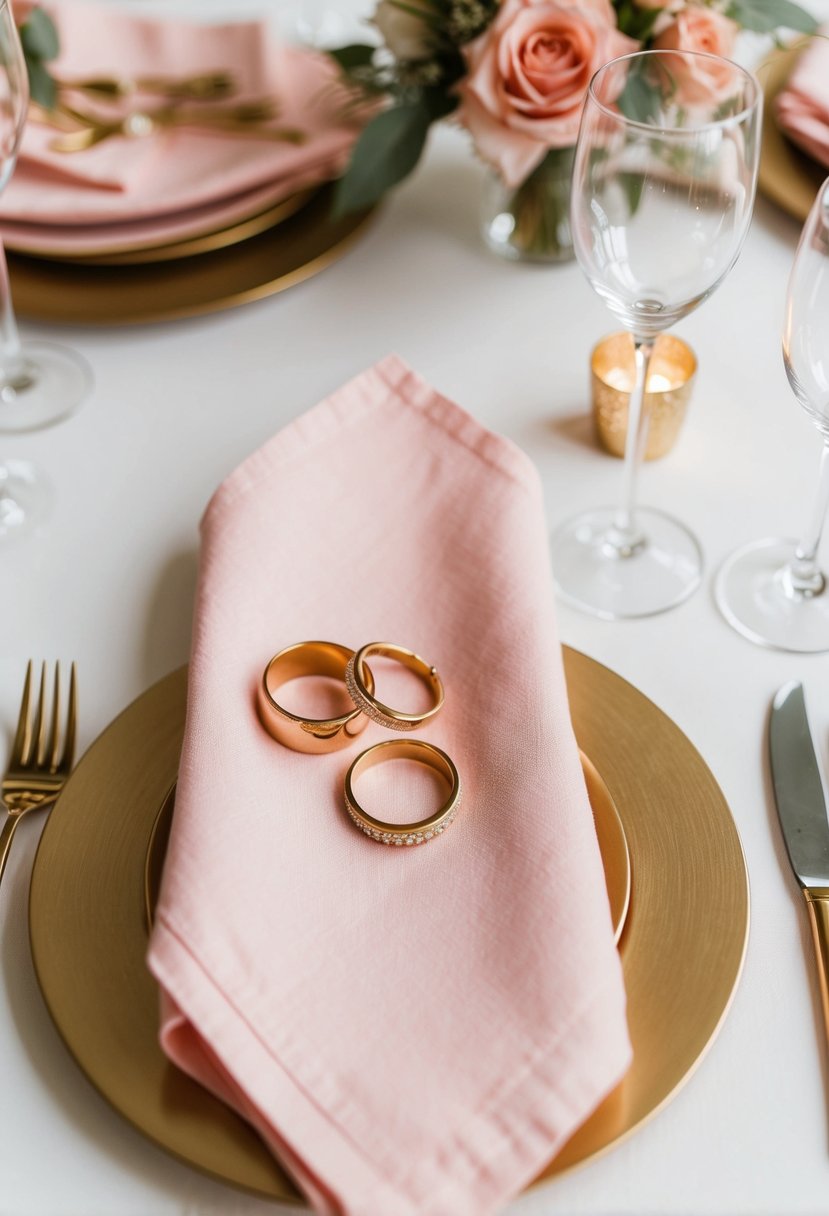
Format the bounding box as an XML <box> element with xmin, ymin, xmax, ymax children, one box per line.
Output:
<box><xmin>147</xmin><ymin>356</ymin><xmax>631</xmax><ymax>1216</ymax></box>
<box><xmin>776</xmin><ymin>34</ymin><xmax>829</xmax><ymax>167</ymax></box>
<box><xmin>1</xmin><ymin>2</ymin><xmax>355</xmax><ymax>224</ymax></box>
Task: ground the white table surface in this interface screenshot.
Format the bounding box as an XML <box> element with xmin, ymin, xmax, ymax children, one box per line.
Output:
<box><xmin>3</xmin><ymin>4</ymin><xmax>829</xmax><ymax>1213</ymax></box>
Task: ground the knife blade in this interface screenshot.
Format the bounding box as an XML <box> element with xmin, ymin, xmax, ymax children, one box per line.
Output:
<box><xmin>770</xmin><ymin>680</ymin><xmax>829</xmax><ymax>889</ymax></box>
<box><xmin>770</xmin><ymin>680</ymin><xmax>829</xmax><ymax>1075</ymax></box>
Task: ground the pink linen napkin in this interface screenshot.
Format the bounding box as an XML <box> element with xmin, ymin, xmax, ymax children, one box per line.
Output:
<box><xmin>1</xmin><ymin>3</ymin><xmax>355</xmax><ymax>223</ymax></box>
<box><xmin>146</xmin><ymin>356</ymin><xmax>631</xmax><ymax>1216</ymax></box>
<box><xmin>775</xmin><ymin>33</ymin><xmax>829</xmax><ymax>167</ymax></box>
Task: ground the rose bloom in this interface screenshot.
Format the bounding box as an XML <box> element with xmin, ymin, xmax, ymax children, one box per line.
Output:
<box><xmin>652</xmin><ymin>8</ymin><xmax>740</xmax><ymax>104</ymax></box>
<box><xmin>11</xmin><ymin>1</ymin><xmax>35</xmax><ymax>23</ymax></box>
<box><xmin>457</xmin><ymin>0</ymin><xmax>637</xmax><ymax>187</ymax></box>
<box><xmin>373</xmin><ymin>0</ymin><xmax>434</xmax><ymax>61</ymax></box>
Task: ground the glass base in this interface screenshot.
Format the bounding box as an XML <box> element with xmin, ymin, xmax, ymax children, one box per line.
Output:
<box><xmin>551</xmin><ymin>505</ymin><xmax>703</xmax><ymax>620</ymax></box>
<box><xmin>480</xmin><ymin>149</ymin><xmax>576</xmax><ymax>264</ymax></box>
<box><xmin>0</xmin><ymin>459</ymin><xmax>52</xmax><ymax>539</ymax></box>
<box><xmin>715</xmin><ymin>537</ymin><xmax>829</xmax><ymax>652</ymax></box>
<box><xmin>0</xmin><ymin>340</ymin><xmax>92</xmax><ymax>433</ymax></box>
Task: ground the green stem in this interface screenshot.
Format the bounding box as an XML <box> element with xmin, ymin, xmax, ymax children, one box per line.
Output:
<box><xmin>503</xmin><ymin>147</ymin><xmax>576</xmax><ymax>260</ymax></box>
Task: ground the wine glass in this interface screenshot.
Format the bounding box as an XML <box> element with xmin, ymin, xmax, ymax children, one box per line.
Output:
<box><xmin>716</xmin><ymin>177</ymin><xmax>829</xmax><ymax>652</ymax></box>
<box><xmin>0</xmin><ymin>0</ymin><xmax>92</xmax><ymax>539</ymax></box>
<box><xmin>551</xmin><ymin>50</ymin><xmax>762</xmax><ymax>619</ymax></box>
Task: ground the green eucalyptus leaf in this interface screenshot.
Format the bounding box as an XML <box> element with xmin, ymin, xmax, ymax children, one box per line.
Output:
<box><xmin>328</xmin><ymin>43</ymin><xmax>376</xmax><ymax>71</ymax></box>
<box><xmin>332</xmin><ymin>101</ymin><xmax>431</xmax><ymax>215</ymax></box>
<box><xmin>26</xmin><ymin>56</ymin><xmax>56</xmax><ymax>109</ymax></box>
<box><xmin>20</xmin><ymin>8</ymin><xmax>60</xmax><ymax>61</ymax></box>
<box><xmin>614</xmin><ymin>0</ymin><xmax>662</xmax><ymax>41</ymax></box>
<box><xmin>727</xmin><ymin>0</ymin><xmax>817</xmax><ymax>33</ymax></box>
<box><xmin>617</xmin><ymin>73</ymin><xmax>662</xmax><ymax>124</ymax></box>
<box><xmin>619</xmin><ymin>171</ymin><xmax>646</xmax><ymax>218</ymax></box>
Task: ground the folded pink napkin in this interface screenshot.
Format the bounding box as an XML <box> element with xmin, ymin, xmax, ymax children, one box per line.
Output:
<box><xmin>775</xmin><ymin>34</ymin><xmax>829</xmax><ymax>167</ymax></box>
<box><xmin>0</xmin><ymin>173</ymin><xmax>325</xmax><ymax>257</ymax></box>
<box><xmin>1</xmin><ymin>2</ymin><xmax>355</xmax><ymax>224</ymax></box>
<box><xmin>147</xmin><ymin>356</ymin><xmax>631</xmax><ymax>1216</ymax></box>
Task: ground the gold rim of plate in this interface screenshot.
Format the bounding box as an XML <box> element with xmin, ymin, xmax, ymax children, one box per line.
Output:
<box><xmin>758</xmin><ymin>44</ymin><xmax>827</xmax><ymax>224</ymax></box>
<box><xmin>28</xmin><ymin>649</ymin><xmax>749</xmax><ymax>1203</ymax></box>
<box><xmin>7</xmin><ymin>184</ymin><xmax>375</xmax><ymax>326</ymax></box>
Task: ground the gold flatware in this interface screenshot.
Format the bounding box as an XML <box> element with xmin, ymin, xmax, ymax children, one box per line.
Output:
<box><xmin>48</xmin><ymin>100</ymin><xmax>305</xmax><ymax>153</ymax></box>
<box><xmin>769</xmin><ymin>683</ymin><xmax>829</xmax><ymax>1067</ymax></box>
<box><xmin>0</xmin><ymin>660</ymin><xmax>77</xmax><ymax>889</ymax></box>
<box><xmin>55</xmin><ymin>70</ymin><xmax>235</xmax><ymax>102</ymax></box>
<box><xmin>28</xmin><ymin>100</ymin><xmax>77</xmax><ymax>131</ymax></box>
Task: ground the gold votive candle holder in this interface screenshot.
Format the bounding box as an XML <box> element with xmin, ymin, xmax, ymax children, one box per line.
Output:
<box><xmin>591</xmin><ymin>332</ymin><xmax>697</xmax><ymax>460</ymax></box>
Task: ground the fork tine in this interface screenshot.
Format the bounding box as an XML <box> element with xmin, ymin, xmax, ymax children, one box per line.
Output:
<box><xmin>32</xmin><ymin>662</ymin><xmax>47</xmax><ymax>767</ymax></box>
<box><xmin>61</xmin><ymin>662</ymin><xmax>77</xmax><ymax>771</ymax></box>
<box><xmin>47</xmin><ymin>663</ymin><xmax>61</xmax><ymax>771</ymax></box>
<box><xmin>9</xmin><ymin>660</ymin><xmax>33</xmax><ymax>768</ymax></box>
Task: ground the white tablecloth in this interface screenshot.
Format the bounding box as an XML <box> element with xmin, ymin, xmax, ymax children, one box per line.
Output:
<box><xmin>3</xmin><ymin>3</ymin><xmax>829</xmax><ymax>1212</ymax></box>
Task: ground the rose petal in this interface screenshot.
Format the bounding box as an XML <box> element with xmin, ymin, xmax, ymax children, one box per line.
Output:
<box><xmin>456</xmin><ymin>90</ymin><xmax>549</xmax><ymax>185</ymax></box>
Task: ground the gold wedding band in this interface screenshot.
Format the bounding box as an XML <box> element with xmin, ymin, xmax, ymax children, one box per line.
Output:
<box><xmin>257</xmin><ymin>641</ymin><xmax>375</xmax><ymax>754</ymax></box>
<box><xmin>344</xmin><ymin>642</ymin><xmax>444</xmax><ymax>732</ymax></box>
<box><xmin>344</xmin><ymin>739</ymin><xmax>461</xmax><ymax>845</ymax></box>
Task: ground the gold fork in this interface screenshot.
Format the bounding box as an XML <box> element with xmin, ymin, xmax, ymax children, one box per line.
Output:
<box><xmin>54</xmin><ymin>69</ymin><xmax>236</xmax><ymax>102</ymax></box>
<box><xmin>0</xmin><ymin>661</ymin><xmax>77</xmax><ymax>889</ymax></box>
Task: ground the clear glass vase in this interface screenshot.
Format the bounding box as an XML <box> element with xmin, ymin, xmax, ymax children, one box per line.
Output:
<box><xmin>480</xmin><ymin>147</ymin><xmax>576</xmax><ymax>264</ymax></box>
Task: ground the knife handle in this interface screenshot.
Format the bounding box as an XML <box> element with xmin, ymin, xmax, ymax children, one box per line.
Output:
<box><xmin>805</xmin><ymin>890</ymin><xmax>829</xmax><ymax>1047</ymax></box>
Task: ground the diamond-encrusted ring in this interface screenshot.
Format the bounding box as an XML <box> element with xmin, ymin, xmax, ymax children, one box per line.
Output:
<box><xmin>344</xmin><ymin>642</ymin><xmax>444</xmax><ymax>733</ymax></box>
<box><xmin>257</xmin><ymin>641</ymin><xmax>376</xmax><ymax>754</ymax></box>
<box><xmin>344</xmin><ymin>739</ymin><xmax>461</xmax><ymax>846</ymax></box>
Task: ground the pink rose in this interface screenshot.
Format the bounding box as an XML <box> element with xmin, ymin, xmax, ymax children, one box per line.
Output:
<box><xmin>11</xmin><ymin>1</ymin><xmax>36</xmax><ymax>24</ymax></box>
<box><xmin>652</xmin><ymin>9</ymin><xmax>740</xmax><ymax>104</ymax></box>
<box><xmin>457</xmin><ymin>0</ymin><xmax>638</xmax><ymax>187</ymax></box>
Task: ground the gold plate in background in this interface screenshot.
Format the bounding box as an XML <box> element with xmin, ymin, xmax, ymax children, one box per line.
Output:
<box><xmin>758</xmin><ymin>46</ymin><xmax>825</xmax><ymax>224</ymax></box>
<box><xmin>7</xmin><ymin>185</ymin><xmax>375</xmax><ymax>325</ymax></box>
<box><xmin>29</xmin><ymin>650</ymin><xmax>749</xmax><ymax>1202</ymax></box>
<box><xmin>143</xmin><ymin>752</ymin><xmax>631</xmax><ymax>946</ymax></box>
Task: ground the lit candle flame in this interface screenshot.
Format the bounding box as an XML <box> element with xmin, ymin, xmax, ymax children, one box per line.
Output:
<box><xmin>603</xmin><ymin>369</ymin><xmax>677</xmax><ymax>393</ymax></box>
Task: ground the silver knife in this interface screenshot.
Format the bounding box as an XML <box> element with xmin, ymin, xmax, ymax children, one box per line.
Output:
<box><xmin>770</xmin><ymin>680</ymin><xmax>829</xmax><ymax>1046</ymax></box>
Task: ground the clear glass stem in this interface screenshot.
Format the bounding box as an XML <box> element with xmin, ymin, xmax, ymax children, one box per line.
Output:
<box><xmin>0</xmin><ymin>236</ymin><xmax>29</xmax><ymax>389</ymax></box>
<box><xmin>606</xmin><ymin>336</ymin><xmax>654</xmax><ymax>558</ymax></box>
<box><xmin>783</xmin><ymin>439</ymin><xmax>829</xmax><ymax>598</ymax></box>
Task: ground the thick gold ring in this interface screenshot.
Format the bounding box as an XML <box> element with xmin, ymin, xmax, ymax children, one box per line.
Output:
<box><xmin>257</xmin><ymin>641</ymin><xmax>375</xmax><ymax>754</ymax></box>
<box><xmin>344</xmin><ymin>642</ymin><xmax>444</xmax><ymax>732</ymax></box>
<box><xmin>344</xmin><ymin>739</ymin><xmax>461</xmax><ymax>845</ymax></box>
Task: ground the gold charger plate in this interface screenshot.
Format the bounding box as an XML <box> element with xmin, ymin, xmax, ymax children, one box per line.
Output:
<box><xmin>7</xmin><ymin>184</ymin><xmax>374</xmax><ymax>325</ymax></box>
<box><xmin>29</xmin><ymin>649</ymin><xmax>749</xmax><ymax>1202</ymax></box>
<box><xmin>758</xmin><ymin>45</ymin><xmax>826</xmax><ymax>224</ymax></box>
